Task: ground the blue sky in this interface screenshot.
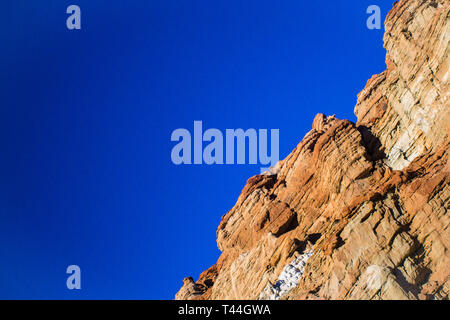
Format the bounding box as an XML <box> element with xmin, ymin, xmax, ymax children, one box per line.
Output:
<box><xmin>0</xmin><ymin>0</ymin><xmax>393</xmax><ymax>299</ymax></box>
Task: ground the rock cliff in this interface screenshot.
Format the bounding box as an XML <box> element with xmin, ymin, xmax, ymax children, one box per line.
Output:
<box><xmin>176</xmin><ymin>0</ymin><xmax>449</xmax><ymax>300</ymax></box>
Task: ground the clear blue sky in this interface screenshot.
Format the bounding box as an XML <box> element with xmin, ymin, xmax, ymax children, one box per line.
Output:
<box><xmin>0</xmin><ymin>0</ymin><xmax>393</xmax><ymax>299</ymax></box>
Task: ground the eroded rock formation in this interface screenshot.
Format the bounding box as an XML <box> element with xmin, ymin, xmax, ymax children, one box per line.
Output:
<box><xmin>175</xmin><ymin>0</ymin><xmax>449</xmax><ymax>300</ymax></box>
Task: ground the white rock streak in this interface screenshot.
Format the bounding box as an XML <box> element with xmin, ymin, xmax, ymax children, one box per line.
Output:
<box><xmin>259</xmin><ymin>252</ymin><xmax>313</xmax><ymax>300</ymax></box>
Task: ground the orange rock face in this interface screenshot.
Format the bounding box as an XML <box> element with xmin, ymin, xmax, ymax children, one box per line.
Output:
<box><xmin>175</xmin><ymin>0</ymin><xmax>449</xmax><ymax>300</ymax></box>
